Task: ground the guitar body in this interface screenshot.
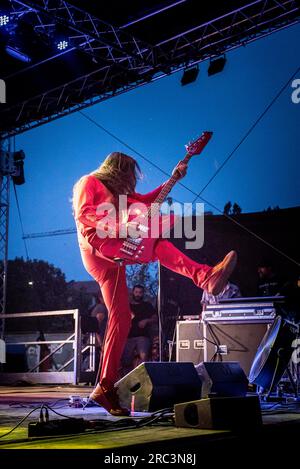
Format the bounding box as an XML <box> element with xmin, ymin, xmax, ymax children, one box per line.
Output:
<box><xmin>100</xmin><ymin>234</ymin><xmax>158</xmax><ymax>264</ymax></box>
<box><xmin>99</xmin><ymin>206</ymin><xmax>172</xmax><ymax>264</ymax></box>
<box><xmin>97</xmin><ymin>131</ymin><xmax>213</xmax><ymax>265</ymax></box>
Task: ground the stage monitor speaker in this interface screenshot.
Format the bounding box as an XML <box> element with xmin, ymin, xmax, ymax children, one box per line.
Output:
<box><xmin>174</xmin><ymin>395</ymin><xmax>262</xmax><ymax>430</ymax></box>
<box><xmin>195</xmin><ymin>361</ymin><xmax>248</xmax><ymax>398</ymax></box>
<box><xmin>115</xmin><ymin>362</ymin><xmax>202</xmax><ymax>412</ymax></box>
<box><xmin>203</xmin><ymin>322</ymin><xmax>271</xmax><ymax>376</ymax></box>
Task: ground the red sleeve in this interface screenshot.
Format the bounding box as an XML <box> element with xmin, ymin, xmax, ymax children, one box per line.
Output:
<box><xmin>131</xmin><ymin>182</ymin><xmax>166</xmax><ymax>204</ymax></box>
<box><xmin>73</xmin><ymin>175</ymin><xmax>117</xmax><ymax>233</ymax></box>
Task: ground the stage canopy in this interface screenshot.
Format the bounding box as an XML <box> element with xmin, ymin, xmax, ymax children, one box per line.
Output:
<box><xmin>0</xmin><ymin>0</ymin><xmax>299</xmax><ymax>137</ymax></box>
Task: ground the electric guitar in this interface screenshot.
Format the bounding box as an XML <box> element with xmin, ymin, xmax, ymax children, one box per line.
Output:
<box><xmin>100</xmin><ymin>131</ymin><xmax>213</xmax><ymax>264</ymax></box>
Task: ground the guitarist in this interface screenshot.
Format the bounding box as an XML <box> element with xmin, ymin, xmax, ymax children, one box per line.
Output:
<box><xmin>73</xmin><ymin>151</ymin><xmax>237</xmax><ymax>415</ymax></box>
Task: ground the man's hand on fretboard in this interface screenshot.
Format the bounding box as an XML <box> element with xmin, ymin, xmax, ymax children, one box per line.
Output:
<box><xmin>172</xmin><ymin>160</ymin><xmax>188</xmax><ymax>180</ymax></box>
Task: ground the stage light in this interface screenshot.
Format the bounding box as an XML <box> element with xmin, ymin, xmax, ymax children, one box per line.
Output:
<box><xmin>208</xmin><ymin>56</ymin><xmax>226</xmax><ymax>76</ymax></box>
<box><xmin>181</xmin><ymin>65</ymin><xmax>199</xmax><ymax>86</ymax></box>
<box><xmin>13</xmin><ymin>149</ymin><xmax>26</xmax><ymax>185</ymax></box>
<box><xmin>5</xmin><ymin>45</ymin><xmax>32</xmax><ymax>63</ymax></box>
<box><xmin>0</xmin><ymin>14</ymin><xmax>10</xmax><ymax>26</ymax></box>
<box><xmin>57</xmin><ymin>40</ymin><xmax>69</xmax><ymax>50</ymax></box>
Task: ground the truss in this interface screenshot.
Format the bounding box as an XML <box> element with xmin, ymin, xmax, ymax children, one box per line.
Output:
<box><xmin>0</xmin><ymin>139</ymin><xmax>11</xmax><ymax>332</ymax></box>
<box><xmin>0</xmin><ymin>0</ymin><xmax>299</xmax><ymax>137</ymax></box>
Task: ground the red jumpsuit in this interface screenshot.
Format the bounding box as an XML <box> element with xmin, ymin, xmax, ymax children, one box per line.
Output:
<box><xmin>73</xmin><ymin>174</ymin><xmax>212</xmax><ymax>388</ymax></box>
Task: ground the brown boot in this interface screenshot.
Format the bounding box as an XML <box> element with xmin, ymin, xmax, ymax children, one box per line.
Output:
<box><xmin>89</xmin><ymin>380</ymin><xmax>130</xmax><ymax>417</ymax></box>
<box><xmin>200</xmin><ymin>250</ymin><xmax>237</xmax><ymax>296</ymax></box>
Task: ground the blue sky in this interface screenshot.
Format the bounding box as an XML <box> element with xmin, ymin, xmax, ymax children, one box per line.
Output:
<box><xmin>10</xmin><ymin>23</ymin><xmax>300</xmax><ymax>281</ymax></box>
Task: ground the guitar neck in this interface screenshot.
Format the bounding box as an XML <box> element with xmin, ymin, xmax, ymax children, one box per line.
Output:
<box><xmin>144</xmin><ymin>130</ymin><xmax>213</xmax><ymax>218</ymax></box>
<box><xmin>146</xmin><ymin>152</ymin><xmax>192</xmax><ymax>217</ymax></box>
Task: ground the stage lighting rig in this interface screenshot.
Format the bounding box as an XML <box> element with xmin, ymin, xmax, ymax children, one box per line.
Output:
<box><xmin>0</xmin><ymin>146</ymin><xmax>26</xmax><ymax>185</ymax></box>
<box><xmin>5</xmin><ymin>44</ymin><xmax>31</xmax><ymax>62</ymax></box>
<box><xmin>12</xmin><ymin>149</ymin><xmax>25</xmax><ymax>185</ymax></box>
<box><xmin>53</xmin><ymin>22</ymin><xmax>70</xmax><ymax>51</ymax></box>
<box><xmin>0</xmin><ymin>14</ymin><xmax>10</xmax><ymax>27</ymax></box>
<box><xmin>57</xmin><ymin>39</ymin><xmax>69</xmax><ymax>50</ymax></box>
<box><xmin>208</xmin><ymin>55</ymin><xmax>227</xmax><ymax>76</ymax></box>
<box><xmin>3</xmin><ymin>16</ymin><xmax>35</xmax><ymax>63</ymax></box>
<box><xmin>181</xmin><ymin>65</ymin><xmax>199</xmax><ymax>86</ymax></box>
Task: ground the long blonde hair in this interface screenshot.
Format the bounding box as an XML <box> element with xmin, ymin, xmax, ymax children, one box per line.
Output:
<box><xmin>91</xmin><ymin>152</ymin><xmax>142</xmax><ymax>196</ymax></box>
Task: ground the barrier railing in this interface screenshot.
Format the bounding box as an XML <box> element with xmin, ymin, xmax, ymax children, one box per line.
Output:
<box><xmin>0</xmin><ymin>309</ymin><xmax>97</xmax><ymax>385</ymax></box>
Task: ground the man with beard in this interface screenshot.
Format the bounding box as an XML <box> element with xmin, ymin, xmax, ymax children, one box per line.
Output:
<box><xmin>121</xmin><ymin>284</ymin><xmax>157</xmax><ymax>376</ymax></box>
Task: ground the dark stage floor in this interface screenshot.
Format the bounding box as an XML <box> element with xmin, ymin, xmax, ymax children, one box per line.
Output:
<box><xmin>0</xmin><ymin>384</ymin><xmax>299</xmax><ymax>466</ymax></box>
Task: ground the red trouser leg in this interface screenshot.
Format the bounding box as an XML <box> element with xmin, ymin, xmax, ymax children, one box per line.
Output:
<box><xmin>80</xmin><ymin>249</ymin><xmax>131</xmax><ymax>388</ymax></box>
<box><xmin>80</xmin><ymin>239</ymin><xmax>211</xmax><ymax>388</ymax></box>
<box><xmin>153</xmin><ymin>239</ymin><xmax>212</xmax><ymax>286</ymax></box>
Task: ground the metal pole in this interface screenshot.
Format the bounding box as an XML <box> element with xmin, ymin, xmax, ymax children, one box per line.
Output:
<box><xmin>73</xmin><ymin>309</ymin><xmax>81</xmax><ymax>384</ymax></box>
<box><xmin>0</xmin><ymin>137</ymin><xmax>11</xmax><ymax>338</ymax></box>
<box><xmin>157</xmin><ymin>261</ymin><xmax>163</xmax><ymax>362</ymax></box>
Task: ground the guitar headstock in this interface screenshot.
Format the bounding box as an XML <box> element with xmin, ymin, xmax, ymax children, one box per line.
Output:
<box><xmin>185</xmin><ymin>131</ymin><xmax>213</xmax><ymax>156</ymax></box>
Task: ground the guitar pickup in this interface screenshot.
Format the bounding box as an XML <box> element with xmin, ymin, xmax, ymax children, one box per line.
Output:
<box><xmin>127</xmin><ymin>237</ymin><xmax>143</xmax><ymax>244</ymax></box>
<box><xmin>124</xmin><ymin>242</ymin><xmax>137</xmax><ymax>250</ymax></box>
<box><xmin>120</xmin><ymin>248</ymin><xmax>134</xmax><ymax>256</ymax></box>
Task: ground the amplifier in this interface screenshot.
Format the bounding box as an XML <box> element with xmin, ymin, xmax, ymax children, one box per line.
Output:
<box><xmin>202</xmin><ymin>321</ymin><xmax>272</xmax><ymax>376</ymax></box>
<box><xmin>203</xmin><ymin>301</ymin><xmax>276</xmax><ymax>323</ymax></box>
<box><xmin>176</xmin><ymin>312</ymin><xmax>275</xmax><ymax>376</ymax></box>
<box><xmin>176</xmin><ymin>320</ymin><xmax>205</xmax><ymax>364</ymax></box>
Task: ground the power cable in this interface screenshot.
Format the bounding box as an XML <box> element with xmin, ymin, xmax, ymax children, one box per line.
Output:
<box><xmin>0</xmin><ymin>405</ymin><xmax>41</xmax><ymax>439</ymax></box>
<box><xmin>0</xmin><ymin>404</ymin><xmax>173</xmax><ymax>443</ymax></box>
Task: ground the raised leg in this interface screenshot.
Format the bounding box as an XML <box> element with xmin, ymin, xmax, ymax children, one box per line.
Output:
<box><xmin>153</xmin><ymin>239</ymin><xmax>212</xmax><ymax>286</ymax></box>
<box><xmin>153</xmin><ymin>239</ymin><xmax>237</xmax><ymax>295</ymax></box>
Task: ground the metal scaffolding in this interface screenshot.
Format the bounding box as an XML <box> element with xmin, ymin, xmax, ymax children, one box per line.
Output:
<box><xmin>1</xmin><ymin>0</ymin><xmax>299</xmax><ymax>137</ymax></box>
<box><xmin>0</xmin><ymin>138</ymin><xmax>12</xmax><ymax>336</ymax></box>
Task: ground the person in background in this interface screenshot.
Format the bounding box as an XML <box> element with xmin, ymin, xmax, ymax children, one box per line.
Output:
<box><xmin>201</xmin><ymin>281</ymin><xmax>241</xmax><ymax>310</ymax></box>
<box><xmin>257</xmin><ymin>259</ymin><xmax>283</xmax><ymax>297</ymax></box>
<box><xmin>121</xmin><ymin>284</ymin><xmax>157</xmax><ymax>376</ymax></box>
<box><xmin>81</xmin><ymin>295</ymin><xmax>108</xmax><ymax>373</ymax></box>
<box><xmin>280</xmin><ymin>274</ymin><xmax>300</xmax><ymax>322</ymax></box>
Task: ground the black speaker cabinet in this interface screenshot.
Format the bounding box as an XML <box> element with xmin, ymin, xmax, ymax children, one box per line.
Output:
<box><xmin>203</xmin><ymin>322</ymin><xmax>271</xmax><ymax>376</ymax></box>
<box><xmin>115</xmin><ymin>362</ymin><xmax>202</xmax><ymax>412</ymax></box>
<box><xmin>174</xmin><ymin>395</ymin><xmax>262</xmax><ymax>430</ymax></box>
<box><xmin>195</xmin><ymin>361</ymin><xmax>248</xmax><ymax>398</ymax></box>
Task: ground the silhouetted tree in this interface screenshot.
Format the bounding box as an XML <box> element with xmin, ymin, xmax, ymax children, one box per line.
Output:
<box><xmin>265</xmin><ymin>205</ymin><xmax>280</xmax><ymax>212</ymax></box>
<box><xmin>6</xmin><ymin>257</ymin><xmax>68</xmax><ymax>314</ymax></box>
<box><xmin>5</xmin><ymin>257</ymin><xmax>90</xmax><ymax>331</ymax></box>
<box><xmin>223</xmin><ymin>201</ymin><xmax>232</xmax><ymax>215</ymax></box>
<box><xmin>224</xmin><ymin>201</ymin><xmax>242</xmax><ymax>215</ymax></box>
<box><xmin>232</xmin><ymin>203</ymin><xmax>242</xmax><ymax>215</ymax></box>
